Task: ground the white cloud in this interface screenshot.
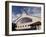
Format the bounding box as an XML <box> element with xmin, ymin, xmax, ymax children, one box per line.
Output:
<box><xmin>12</xmin><ymin>13</ymin><xmax>22</xmax><ymax>23</ymax></box>
<box><xmin>32</xmin><ymin>7</ymin><xmax>41</xmax><ymax>17</ymax></box>
<box><xmin>27</xmin><ymin>7</ymin><xmax>41</xmax><ymax>17</ymax></box>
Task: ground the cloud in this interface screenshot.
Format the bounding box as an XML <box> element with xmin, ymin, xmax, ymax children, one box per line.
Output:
<box><xmin>26</xmin><ymin>7</ymin><xmax>41</xmax><ymax>17</ymax></box>
<box><xmin>32</xmin><ymin>7</ymin><xmax>41</xmax><ymax>17</ymax></box>
<box><xmin>12</xmin><ymin>13</ymin><xmax>22</xmax><ymax>23</ymax></box>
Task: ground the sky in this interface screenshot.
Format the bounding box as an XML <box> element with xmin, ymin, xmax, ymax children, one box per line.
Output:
<box><xmin>12</xmin><ymin>6</ymin><xmax>41</xmax><ymax>16</ymax></box>
<box><xmin>12</xmin><ymin>6</ymin><xmax>41</xmax><ymax>23</ymax></box>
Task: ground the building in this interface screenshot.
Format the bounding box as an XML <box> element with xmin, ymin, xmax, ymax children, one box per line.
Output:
<box><xmin>12</xmin><ymin>12</ymin><xmax>41</xmax><ymax>31</ymax></box>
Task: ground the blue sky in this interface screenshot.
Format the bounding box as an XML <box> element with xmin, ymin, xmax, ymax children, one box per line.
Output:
<box><xmin>12</xmin><ymin>6</ymin><xmax>41</xmax><ymax>22</ymax></box>
<box><xmin>12</xmin><ymin>6</ymin><xmax>33</xmax><ymax>15</ymax></box>
<box><xmin>12</xmin><ymin>6</ymin><xmax>41</xmax><ymax>16</ymax></box>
